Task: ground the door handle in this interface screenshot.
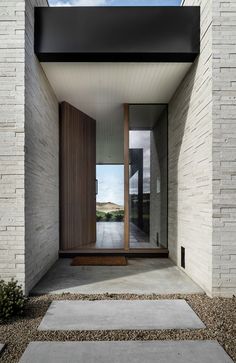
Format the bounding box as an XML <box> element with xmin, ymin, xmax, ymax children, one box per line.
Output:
<box><xmin>96</xmin><ymin>179</ymin><xmax>98</xmax><ymax>195</ymax></box>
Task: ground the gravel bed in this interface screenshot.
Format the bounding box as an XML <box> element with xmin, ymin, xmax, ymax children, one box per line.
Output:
<box><xmin>0</xmin><ymin>293</ymin><xmax>235</xmax><ymax>362</ymax></box>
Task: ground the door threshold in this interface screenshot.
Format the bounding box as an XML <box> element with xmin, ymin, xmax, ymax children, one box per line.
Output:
<box><xmin>59</xmin><ymin>248</ymin><xmax>169</xmax><ymax>258</ymax></box>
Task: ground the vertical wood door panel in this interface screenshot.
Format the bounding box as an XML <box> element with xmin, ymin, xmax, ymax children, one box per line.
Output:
<box><xmin>60</xmin><ymin>101</ymin><xmax>96</xmax><ymax>250</ymax></box>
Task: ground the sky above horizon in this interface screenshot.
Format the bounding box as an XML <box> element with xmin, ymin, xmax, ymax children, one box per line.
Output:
<box><xmin>96</xmin><ymin>165</ymin><xmax>124</xmax><ymax>206</ymax></box>
<box><xmin>96</xmin><ymin>131</ymin><xmax>151</xmax><ymax>206</ymax></box>
<box><xmin>49</xmin><ymin>0</ymin><xmax>181</xmax><ymax>7</ymax></box>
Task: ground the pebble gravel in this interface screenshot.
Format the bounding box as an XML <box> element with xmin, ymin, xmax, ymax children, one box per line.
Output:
<box><xmin>0</xmin><ymin>293</ymin><xmax>235</xmax><ymax>362</ymax></box>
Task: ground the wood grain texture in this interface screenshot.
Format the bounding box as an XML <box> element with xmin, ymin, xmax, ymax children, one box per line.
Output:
<box><xmin>60</xmin><ymin>101</ymin><xmax>96</xmax><ymax>250</ymax></box>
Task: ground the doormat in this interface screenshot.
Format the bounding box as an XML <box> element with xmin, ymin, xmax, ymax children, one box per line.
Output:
<box><xmin>71</xmin><ymin>256</ymin><xmax>128</xmax><ymax>266</ymax></box>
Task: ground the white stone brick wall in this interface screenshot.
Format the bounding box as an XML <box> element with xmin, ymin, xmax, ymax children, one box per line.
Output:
<box><xmin>0</xmin><ymin>0</ymin><xmax>59</xmax><ymax>294</ymax></box>
<box><xmin>168</xmin><ymin>0</ymin><xmax>213</xmax><ymax>295</ymax></box>
<box><xmin>0</xmin><ymin>0</ymin><xmax>26</xmax><ymax>290</ymax></box>
<box><xmin>212</xmin><ymin>0</ymin><xmax>236</xmax><ymax>297</ymax></box>
<box><xmin>24</xmin><ymin>0</ymin><xmax>59</xmax><ymax>294</ymax></box>
<box><xmin>1</xmin><ymin>0</ymin><xmax>235</xmax><ymax>297</ymax></box>
<box><xmin>170</xmin><ymin>0</ymin><xmax>236</xmax><ymax>296</ymax></box>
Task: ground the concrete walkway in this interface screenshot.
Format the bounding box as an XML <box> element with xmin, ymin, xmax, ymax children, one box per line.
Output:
<box><xmin>19</xmin><ymin>341</ymin><xmax>234</xmax><ymax>363</ymax></box>
<box><xmin>23</xmin><ymin>259</ymin><xmax>226</xmax><ymax>362</ymax></box>
<box><xmin>32</xmin><ymin>258</ymin><xmax>203</xmax><ymax>295</ymax></box>
<box><xmin>38</xmin><ymin>300</ymin><xmax>205</xmax><ymax>331</ymax></box>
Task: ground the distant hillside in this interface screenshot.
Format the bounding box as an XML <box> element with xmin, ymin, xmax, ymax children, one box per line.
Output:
<box><xmin>96</xmin><ymin>202</ymin><xmax>124</xmax><ymax>213</ymax></box>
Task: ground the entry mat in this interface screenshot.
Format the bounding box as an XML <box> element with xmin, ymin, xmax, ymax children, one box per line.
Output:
<box><xmin>38</xmin><ymin>300</ymin><xmax>205</xmax><ymax>331</ymax></box>
<box><xmin>19</xmin><ymin>341</ymin><xmax>233</xmax><ymax>363</ymax></box>
<box><xmin>71</xmin><ymin>256</ymin><xmax>127</xmax><ymax>266</ymax></box>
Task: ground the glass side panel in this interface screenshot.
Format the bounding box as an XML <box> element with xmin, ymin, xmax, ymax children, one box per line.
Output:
<box><xmin>129</xmin><ymin>104</ymin><xmax>168</xmax><ymax>249</ymax></box>
<box><xmin>96</xmin><ymin>165</ymin><xmax>124</xmax><ymax>248</ymax></box>
<box><xmin>95</xmin><ymin>106</ymin><xmax>124</xmax><ymax>249</ymax></box>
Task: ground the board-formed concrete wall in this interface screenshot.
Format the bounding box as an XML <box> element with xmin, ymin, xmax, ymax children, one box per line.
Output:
<box><xmin>25</xmin><ymin>0</ymin><xmax>59</xmax><ymax>294</ymax></box>
<box><xmin>0</xmin><ymin>0</ymin><xmax>59</xmax><ymax>294</ymax></box>
<box><xmin>169</xmin><ymin>0</ymin><xmax>236</xmax><ymax>296</ymax></box>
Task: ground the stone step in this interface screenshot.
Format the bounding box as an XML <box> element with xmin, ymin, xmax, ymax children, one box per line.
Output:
<box><xmin>38</xmin><ymin>299</ymin><xmax>205</xmax><ymax>331</ymax></box>
<box><xmin>19</xmin><ymin>341</ymin><xmax>233</xmax><ymax>363</ymax></box>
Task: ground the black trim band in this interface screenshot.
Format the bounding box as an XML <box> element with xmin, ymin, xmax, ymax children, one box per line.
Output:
<box><xmin>35</xmin><ymin>6</ymin><xmax>200</xmax><ymax>63</ymax></box>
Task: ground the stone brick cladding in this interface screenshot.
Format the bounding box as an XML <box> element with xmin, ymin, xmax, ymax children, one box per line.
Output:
<box><xmin>0</xmin><ymin>0</ymin><xmax>59</xmax><ymax>294</ymax></box>
<box><xmin>25</xmin><ymin>0</ymin><xmax>59</xmax><ymax>294</ymax></box>
<box><xmin>212</xmin><ymin>0</ymin><xmax>236</xmax><ymax>296</ymax></box>
<box><xmin>0</xmin><ymin>0</ymin><xmax>26</xmax><ymax>290</ymax></box>
<box><xmin>168</xmin><ymin>0</ymin><xmax>213</xmax><ymax>295</ymax></box>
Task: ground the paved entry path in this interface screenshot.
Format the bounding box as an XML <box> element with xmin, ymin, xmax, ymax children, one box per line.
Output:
<box><xmin>38</xmin><ymin>300</ymin><xmax>205</xmax><ymax>331</ymax></box>
<box><xmin>19</xmin><ymin>341</ymin><xmax>233</xmax><ymax>363</ymax></box>
<box><xmin>18</xmin><ymin>299</ymin><xmax>233</xmax><ymax>362</ymax></box>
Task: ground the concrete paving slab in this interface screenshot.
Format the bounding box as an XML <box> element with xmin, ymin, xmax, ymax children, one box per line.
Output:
<box><xmin>19</xmin><ymin>341</ymin><xmax>233</xmax><ymax>363</ymax></box>
<box><xmin>38</xmin><ymin>299</ymin><xmax>205</xmax><ymax>331</ymax></box>
<box><xmin>32</xmin><ymin>258</ymin><xmax>203</xmax><ymax>295</ymax></box>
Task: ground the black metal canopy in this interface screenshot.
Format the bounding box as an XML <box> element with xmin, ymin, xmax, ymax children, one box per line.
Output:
<box><xmin>35</xmin><ymin>6</ymin><xmax>200</xmax><ymax>62</ymax></box>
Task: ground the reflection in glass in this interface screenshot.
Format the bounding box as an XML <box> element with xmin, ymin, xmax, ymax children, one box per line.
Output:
<box><xmin>129</xmin><ymin>105</ymin><xmax>168</xmax><ymax>249</ymax></box>
<box><xmin>95</xmin><ymin>104</ymin><xmax>124</xmax><ymax>248</ymax></box>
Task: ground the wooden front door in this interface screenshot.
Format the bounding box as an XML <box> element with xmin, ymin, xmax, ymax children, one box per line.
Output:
<box><xmin>60</xmin><ymin>101</ymin><xmax>96</xmax><ymax>250</ymax></box>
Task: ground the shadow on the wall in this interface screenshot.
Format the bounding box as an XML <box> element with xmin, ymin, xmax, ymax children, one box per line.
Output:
<box><xmin>168</xmin><ymin>58</ymin><xmax>199</xmax><ymax>265</ymax></box>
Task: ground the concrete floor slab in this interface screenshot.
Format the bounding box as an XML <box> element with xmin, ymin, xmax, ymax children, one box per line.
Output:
<box><xmin>19</xmin><ymin>341</ymin><xmax>233</xmax><ymax>363</ymax></box>
<box><xmin>38</xmin><ymin>300</ymin><xmax>205</xmax><ymax>331</ymax></box>
<box><xmin>32</xmin><ymin>258</ymin><xmax>203</xmax><ymax>295</ymax></box>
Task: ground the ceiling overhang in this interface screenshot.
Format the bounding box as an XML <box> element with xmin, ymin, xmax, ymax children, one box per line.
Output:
<box><xmin>41</xmin><ymin>62</ymin><xmax>192</xmax><ymax>121</ymax></box>
<box><xmin>35</xmin><ymin>6</ymin><xmax>200</xmax><ymax>63</ymax></box>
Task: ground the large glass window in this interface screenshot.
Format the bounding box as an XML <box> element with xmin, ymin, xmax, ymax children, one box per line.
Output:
<box><xmin>95</xmin><ymin>104</ymin><xmax>124</xmax><ymax>248</ymax></box>
<box><xmin>96</xmin><ymin>164</ymin><xmax>124</xmax><ymax>248</ymax></box>
<box><xmin>129</xmin><ymin>104</ymin><xmax>168</xmax><ymax>249</ymax></box>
